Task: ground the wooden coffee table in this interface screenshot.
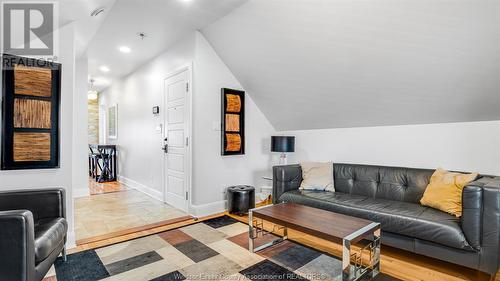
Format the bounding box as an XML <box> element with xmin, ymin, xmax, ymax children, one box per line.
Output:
<box><xmin>248</xmin><ymin>203</ymin><xmax>381</xmax><ymax>281</ymax></box>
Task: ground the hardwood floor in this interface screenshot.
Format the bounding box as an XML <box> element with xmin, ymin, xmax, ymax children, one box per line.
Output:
<box><xmin>228</xmin><ymin>211</ymin><xmax>500</xmax><ymax>281</ymax></box>
<box><xmin>76</xmin><ymin>215</ymin><xmax>192</xmax><ymax>245</ymax></box>
<box><xmin>88</xmin><ymin>178</ymin><xmax>128</xmax><ymax>195</ymax></box>
<box><xmin>69</xmin><ymin>212</ymin><xmax>224</xmax><ymax>254</ymax></box>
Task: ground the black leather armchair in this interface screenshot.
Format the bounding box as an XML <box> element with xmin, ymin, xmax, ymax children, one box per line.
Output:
<box><xmin>0</xmin><ymin>188</ymin><xmax>68</xmax><ymax>281</ymax></box>
<box><xmin>273</xmin><ymin>164</ymin><xmax>500</xmax><ymax>277</ymax></box>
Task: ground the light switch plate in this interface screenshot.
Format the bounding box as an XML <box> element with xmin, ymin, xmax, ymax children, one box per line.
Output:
<box><xmin>155</xmin><ymin>124</ymin><xmax>163</xmax><ymax>134</ymax></box>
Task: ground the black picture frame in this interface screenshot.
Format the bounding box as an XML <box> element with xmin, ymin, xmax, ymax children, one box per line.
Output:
<box><xmin>1</xmin><ymin>54</ymin><xmax>61</xmax><ymax>170</ymax></box>
<box><xmin>221</xmin><ymin>88</ymin><xmax>245</xmax><ymax>156</ymax></box>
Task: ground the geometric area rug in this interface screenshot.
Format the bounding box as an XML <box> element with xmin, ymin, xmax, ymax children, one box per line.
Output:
<box><xmin>51</xmin><ymin>216</ymin><xmax>400</xmax><ymax>281</ymax></box>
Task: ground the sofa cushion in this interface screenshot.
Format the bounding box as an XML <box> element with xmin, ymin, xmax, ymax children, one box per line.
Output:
<box><xmin>279</xmin><ymin>190</ymin><xmax>473</xmax><ymax>251</ymax></box>
<box><xmin>333</xmin><ymin>164</ymin><xmax>435</xmax><ymax>203</ymax></box>
<box><xmin>420</xmin><ymin>168</ymin><xmax>478</xmax><ymax>217</ymax></box>
<box><xmin>34</xmin><ymin>218</ymin><xmax>67</xmax><ymax>263</ymax></box>
<box><xmin>300</xmin><ymin>162</ymin><xmax>334</xmax><ymax>191</ymax></box>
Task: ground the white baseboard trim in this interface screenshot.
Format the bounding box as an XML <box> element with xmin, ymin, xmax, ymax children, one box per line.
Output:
<box><xmin>118</xmin><ymin>176</ymin><xmax>227</xmax><ymax>218</ymax></box>
<box><xmin>190</xmin><ymin>200</ymin><xmax>227</xmax><ymax>218</ymax></box>
<box><xmin>118</xmin><ymin>175</ymin><xmax>163</xmax><ymax>202</ymax></box>
<box><xmin>66</xmin><ymin>231</ymin><xmax>76</xmax><ymax>249</ymax></box>
<box><xmin>72</xmin><ymin>188</ymin><xmax>90</xmax><ymax>198</ymax></box>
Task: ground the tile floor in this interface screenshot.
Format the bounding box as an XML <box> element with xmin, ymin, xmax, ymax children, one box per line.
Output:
<box><xmin>75</xmin><ymin>188</ymin><xmax>188</xmax><ymax>241</ymax></box>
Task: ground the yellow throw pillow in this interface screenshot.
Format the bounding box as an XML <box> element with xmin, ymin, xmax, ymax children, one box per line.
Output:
<box><xmin>420</xmin><ymin>168</ymin><xmax>478</xmax><ymax>217</ymax></box>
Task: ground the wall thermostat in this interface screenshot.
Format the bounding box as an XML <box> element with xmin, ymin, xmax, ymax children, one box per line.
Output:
<box><xmin>153</xmin><ymin>106</ymin><xmax>160</xmax><ymax>115</ymax></box>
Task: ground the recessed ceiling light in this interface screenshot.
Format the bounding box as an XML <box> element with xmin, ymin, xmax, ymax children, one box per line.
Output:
<box><xmin>119</xmin><ymin>46</ymin><xmax>131</xmax><ymax>53</ymax></box>
<box><xmin>99</xmin><ymin>65</ymin><xmax>110</xmax><ymax>73</ymax></box>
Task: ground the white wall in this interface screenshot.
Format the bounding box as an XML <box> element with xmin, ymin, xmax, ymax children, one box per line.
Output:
<box><xmin>100</xmin><ymin>32</ymin><xmax>276</xmax><ymax>216</ymax></box>
<box><xmin>0</xmin><ymin>24</ymin><xmax>78</xmax><ymax>247</ymax></box>
<box><xmin>282</xmin><ymin>120</ymin><xmax>500</xmax><ymax>175</ymax></box>
<box><xmin>191</xmin><ymin>32</ymin><xmax>275</xmax><ymax>215</ymax></box>
<box><xmin>73</xmin><ymin>55</ymin><xmax>90</xmax><ymax>198</ymax></box>
<box><xmin>100</xmin><ymin>34</ymin><xmax>196</xmax><ymax>199</ymax></box>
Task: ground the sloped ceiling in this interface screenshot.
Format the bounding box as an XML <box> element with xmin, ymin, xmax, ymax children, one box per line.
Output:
<box><xmin>87</xmin><ymin>0</ymin><xmax>247</xmax><ymax>90</ymax></box>
<box><xmin>202</xmin><ymin>0</ymin><xmax>500</xmax><ymax>130</ymax></box>
<box><xmin>59</xmin><ymin>0</ymin><xmax>117</xmax><ymax>58</ymax></box>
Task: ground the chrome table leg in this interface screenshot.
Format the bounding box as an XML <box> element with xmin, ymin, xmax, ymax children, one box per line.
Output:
<box><xmin>248</xmin><ymin>208</ymin><xmax>288</xmax><ymax>253</ymax></box>
<box><xmin>342</xmin><ymin>239</ymin><xmax>351</xmax><ymax>281</ymax></box>
<box><xmin>342</xmin><ymin>222</ymin><xmax>381</xmax><ymax>281</ymax></box>
<box><xmin>371</xmin><ymin>228</ymin><xmax>381</xmax><ymax>278</ymax></box>
<box><xmin>249</xmin><ymin>209</ymin><xmax>254</xmax><ymax>253</ymax></box>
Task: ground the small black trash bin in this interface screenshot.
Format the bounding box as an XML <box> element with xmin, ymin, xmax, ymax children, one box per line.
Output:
<box><xmin>227</xmin><ymin>185</ymin><xmax>255</xmax><ymax>215</ymax></box>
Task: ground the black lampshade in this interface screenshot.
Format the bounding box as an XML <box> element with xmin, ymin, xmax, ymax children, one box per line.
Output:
<box><xmin>271</xmin><ymin>136</ymin><xmax>295</xmax><ymax>153</ymax></box>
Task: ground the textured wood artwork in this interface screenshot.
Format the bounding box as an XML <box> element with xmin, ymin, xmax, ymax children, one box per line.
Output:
<box><xmin>13</xmin><ymin>133</ymin><xmax>51</xmax><ymax>161</ymax></box>
<box><xmin>221</xmin><ymin>88</ymin><xmax>245</xmax><ymax>155</ymax></box>
<box><xmin>225</xmin><ymin>133</ymin><xmax>241</xmax><ymax>152</ymax></box>
<box><xmin>14</xmin><ymin>65</ymin><xmax>52</xmax><ymax>97</ymax></box>
<box><xmin>225</xmin><ymin>114</ymin><xmax>240</xmax><ymax>132</ymax></box>
<box><xmin>14</xmin><ymin>98</ymin><xmax>51</xmax><ymax>128</ymax></box>
<box><xmin>2</xmin><ymin>54</ymin><xmax>61</xmax><ymax>169</ymax></box>
<box><xmin>226</xmin><ymin>94</ymin><xmax>241</xmax><ymax>113</ymax></box>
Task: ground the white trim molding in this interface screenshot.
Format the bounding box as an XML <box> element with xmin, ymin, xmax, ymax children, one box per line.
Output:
<box><xmin>190</xmin><ymin>200</ymin><xmax>227</xmax><ymax>218</ymax></box>
<box><xmin>66</xmin><ymin>231</ymin><xmax>76</xmax><ymax>249</ymax></box>
<box><xmin>72</xmin><ymin>188</ymin><xmax>90</xmax><ymax>198</ymax></box>
<box><xmin>118</xmin><ymin>175</ymin><xmax>163</xmax><ymax>202</ymax></box>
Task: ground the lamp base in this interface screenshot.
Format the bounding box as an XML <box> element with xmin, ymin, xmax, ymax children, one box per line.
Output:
<box><xmin>279</xmin><ymin>153</ymin><xmax>288</xmax><ymax>165</ymax></box>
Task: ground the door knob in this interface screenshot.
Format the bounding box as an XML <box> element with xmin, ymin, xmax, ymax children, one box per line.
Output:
<box><xmin>162</xmin><ymin>137</ymin><xmax>168</xmax><ymax>153</ymax></box>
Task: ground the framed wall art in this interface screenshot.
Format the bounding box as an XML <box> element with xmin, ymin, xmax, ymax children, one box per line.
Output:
<box><xmin>221</xmin><ymin>88</ymin><xmax>245</xmax><ymax>155</ymax></box>
<box><xmin>1</xmin><ymin>54</ymin><xmax>61</xmax><ymax>170</ymax></box>
<box><xmin>107</xmin><ymin>104</ymin><xmax>118</xmax><ymax>139</ymax></box>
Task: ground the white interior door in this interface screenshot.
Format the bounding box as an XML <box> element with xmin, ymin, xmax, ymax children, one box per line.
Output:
<box><xmin>163</xmin><ymin>69</ymin><xmax>190</xmax><ymax>212</ymax></box>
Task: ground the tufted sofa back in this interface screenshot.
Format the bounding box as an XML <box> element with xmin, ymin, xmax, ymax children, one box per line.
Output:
<box><xmin>333</xmin><ymin>163</ymin><xmax>435</xmax><ymax>203</ymax></box>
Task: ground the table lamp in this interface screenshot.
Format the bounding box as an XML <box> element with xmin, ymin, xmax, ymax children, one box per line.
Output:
<box><xmin>271</xmin><ymin>136</ymin><xmax>295</xmax><ymax>165</ymax></box>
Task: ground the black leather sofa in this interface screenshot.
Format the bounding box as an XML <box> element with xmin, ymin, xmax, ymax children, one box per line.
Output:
<box><xmin>273</xmin><ymin>163</ymin><xmax>500</xmax><ymax>277</ymax></box>
<box><xmin>0</xmin><ymin>188</ymin><xmax>68</xmax><ymax>281</ymax></box>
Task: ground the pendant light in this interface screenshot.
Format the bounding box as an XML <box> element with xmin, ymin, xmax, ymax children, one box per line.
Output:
<box><xmin>88</xmin><ymin>79</ymin><xmax>98</xmax><ymax>100</ymax></box>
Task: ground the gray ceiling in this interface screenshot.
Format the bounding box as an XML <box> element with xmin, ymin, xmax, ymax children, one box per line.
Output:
<box><xmin>202</xmin><ymin>0</ymin><xmax>500</xmax><ymax>131</ymax></box>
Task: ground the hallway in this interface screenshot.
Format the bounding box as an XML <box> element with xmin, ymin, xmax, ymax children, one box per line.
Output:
<box><xmin>75</xmin><ymin>181</ymin><xmax>191</xmax><ymax>244</ymax></box>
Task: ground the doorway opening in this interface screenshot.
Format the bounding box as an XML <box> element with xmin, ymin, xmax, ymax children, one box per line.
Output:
<box><xmin>74</xmin><ymin>67</ymin><xmax>193</xmax><ymax>246</ymax></box>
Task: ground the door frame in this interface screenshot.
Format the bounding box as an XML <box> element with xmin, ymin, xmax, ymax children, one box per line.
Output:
<box><xmin>99</xmin><ymin>104</ymin><xmax>107</xmax><ymax>144</ymax></box>
<box><xmin>161</xmin><ymin>63</ymin><xmax>193</xmax><ymax>213</ymax></box>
